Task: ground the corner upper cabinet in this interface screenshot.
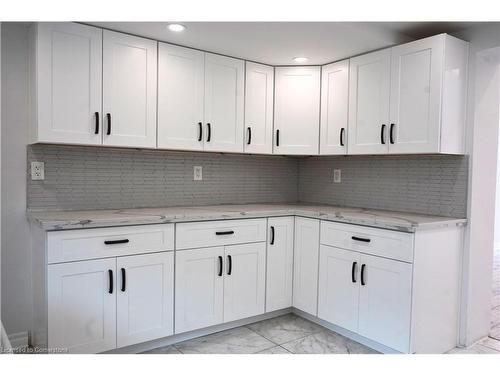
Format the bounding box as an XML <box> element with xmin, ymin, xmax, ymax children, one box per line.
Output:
<box><xmin>102</xmin><ymin>31</ymin><xmax>157</xmax><ymax>148</ymax></box>
<box><xmin>29</xmin><ymin>22</ymin><xmax>103</xmax><ymax>145</ymax></box>
<box><xmin>244</xmin><ymin>62</ymin><xmax>274</xmax><ymax>154</ymax></box>
<box><xmin>274</xmin><ymin>66</ymin><xmax>321</xmax><ymax>155</ymax></box>
<box><xmin>320</xmin><ymin>60</ymin><xmax>349</xmax><ymax>155</ymax></box>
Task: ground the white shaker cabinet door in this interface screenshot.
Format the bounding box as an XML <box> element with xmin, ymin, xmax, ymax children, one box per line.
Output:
<box><xmin>203</xmin><ymin>53</ymin><xmax>245</xmax><ymax>153</ymax></box>
<box><xmin>34</xmin><ymin>22</ymin><xmax>103</xmax><ymax>145</ymax></box>
<box><xmin>274</xmin><ymin>66</ymin><xmax>321</xmax><ymax>155</ymax></box>
<box><xmin>103</xmin><ymin>30</ymin><xmax>157</xmax><ymax>148</ymax></box>
<box><xmin>348</xmin><ymin>49</ymin><xmax>391</xmax><ymax>154</ymax></box>
<box><xmin>358</xmin><ymin>253</ymin><xmax>413</xmax><ymax>353</ymax></box>
<box><xmin>266</xmin><ymin>217</ymin><xmax>294</xmax><ymax>312</ymax></box>
<box><xmin>116</xmin><ymin>252</ymin><xmax>174</xmax><ymax>348</ymax></box>
<box><xmin>292</xmin><ymin>217</ymin><xmax>320</xmax><ymax>315</ymax></box>
<box><xmin>157</xmin><ymin>43</ymin><xmax>205</xmax><ymax>151</ymax></box>
<box><xmin>317</xmin><ymin>245</ymin><xmax>360</xmax><ymax>332</ymax></box>
<box><xmin>48</xmin><ymin>258</ymin><xmax>116</xmax><ymax>354</ymax></box>
<box><xmin>224</xmin><ymin>243</ymin><xmax>266</xmax><ymax>322</ymax></box>
<box><xmin>175</xmin><ymin>247</ymin><xmax>224</xmax><ymax>334</ymax></box>
<box><xmin>244</xmin><ymin>62</ymin><xmax>274</xmax><ymax>154</ymax></box>
<box><xmin>320</xmin><ymin>60</ymin><xmax>349</xmax><ymax>155</ymax></box>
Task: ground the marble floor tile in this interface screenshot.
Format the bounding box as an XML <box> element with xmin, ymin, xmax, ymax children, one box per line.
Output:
<box><xmin>281</xmin><ymin>330</ymin><xmax>378</xmax><ymax>354</ymax></box>
<box><xmin>447</xmin><ymin>344</ymin><xmax>499</xmax><ymax>354</ymax></box>
<box><xmin>491</xmin><ymin>324</ymin><xmax>500</xmax><ymax>340</ymax></box>
<box><xmin>480</xmin><ymin>337</ymin><xmax>500</xmax><ymax>351</ymax></box>
<box><xmin>141</xmin><ymin>345</ymin><xmax>182</xmax><ymax>354</ymax></box>
<box><xmin>246</xmin><ymin>314</ymin><xmax>325</xmax><ymax>345</ymax></box>
<box><xmin>174</xmin><ymin>326</ymin><xmax>275</xmax><ymax>354</ymax></box>
<box><xmin>256</xmin><ymin>346</ymin><xmax>291</xmax><ymax>354</ymax></box>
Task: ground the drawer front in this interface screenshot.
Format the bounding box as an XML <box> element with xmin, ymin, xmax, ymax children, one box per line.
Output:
<box><xmin>48</xmin><ymin>224</ymin><xmax>174</xmax><ymax>264</ymax></box>
<box><xmin>176</xmin><ymin>219</ymin><xmax>267</xmax><ymax>250</ymax></box>
<box><xmin>320</xmin><ymin>221</ymin><xmax>414</xmax><ymax>263</ymax></box>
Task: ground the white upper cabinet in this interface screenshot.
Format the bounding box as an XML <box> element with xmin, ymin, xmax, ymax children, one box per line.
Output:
<box><xmin>274</xmin><ymin>66</ymin><xmax>321</xmax><ymax>155</ymax></box>
<box><xmin>102</xmin><ymin>30</ymin><xmax>157</xmax><ymax>148</ymax></box>
<box><xmin>31</xmin><ymin>22</ymin><xmax>103</xmax><ymax>145</ymax></box>
<box><xmin>348</xmin><ymin>49</ymin><xmax>391</xmax><ymax>155</ymax></box>
<box><xmin>203</xmin><ymin>53</ymin><xmax>245</xmax><ymax>153</ymax></box>
<box><xmin>320</xmin><ymin>60</ymin><xmax>349</xmax><ymax>155</ymax></box>
<box><xmin>157</xmin><ymin>44</ymin><xmax>205</xmax><ymax>151</ymax></box>
<box><xmin>244</xmin><ymin>62</ymin><xmax>274</xmax><ymax>154</ymax></box>
<box><xmin>389</xmin><ymin>34</ymin><xmax>468</xmax><ymax>154</ymax></box>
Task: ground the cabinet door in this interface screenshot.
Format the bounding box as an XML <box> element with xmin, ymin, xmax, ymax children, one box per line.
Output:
<box><xmin>103</xmin><ymin>30</ymin><xmax>157</xmax><ymax>148</ymax></box>
<box><xmin>224</xmin><ymin>243</ymin><xmax>266</xmax><ymax>322</ymax></box>
<box><xmin>389</xmin><ymin>36</ymin><xmax>444</xmax><ymax>154</ymax></box>
<box><xmin>204</xmin><ymin>53</ymin><xmax>244</xmax><ymax>153</ymax></box>
<box><xmin>157</xmin><ymin>43</ymin><xmax>205</xmax><ymax>151</ymax></box>
<box><xmin>35</xmin><ymin>22</ymin><xmax>102</xmax><ymax>145</ymax></box>
<box><xmin>274</xmin><ymin>67</ymin><xmax>321</xmax><ymax>155</ymax></box>
<box><xmin>175</xmin><ymin>247</ymin><xmax>224</xmax><ymax>333</ymax></box>
<box><xmin>358</xmin><ymin>254</ymin><xmax>412</xmax><ymax>352</ymax></box>
<box><xmin>266</xmin><ymin>217</ymin><xmax>294</xmax><ymax>312</ymax></box>
<box><xmin>244</xmin><ymin>62</ymin><xmax>274</xmax><ymax>154</ymax></box>
<box><xmin>292</xmin><ymin>217</ymin><xmax>320</xmax><ymax>315</ymax></box>
<box><xmin>348</xmin><ymin>50</ymin><xmax>391</xmax><ymax>154</ymax></box>
<box><xmin>48</xmin><ymin>258</ymin><xmax>116</xmax><ymax>353</ymax></box>
<box><xmin>320</xmin><ymin>60</ymin><xmax>349</xmax><ymax>155</ymax></box>
<box><xmin>116</xmin><ymin>252</ymin><xmax>174</xmax><ymax>348</ymax></box>
<box><xmin>317</xmin><ymin>245</ymin><xmax>360</xmax><ymax>332</ymax></box>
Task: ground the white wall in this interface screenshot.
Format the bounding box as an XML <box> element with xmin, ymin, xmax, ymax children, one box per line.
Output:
<box><xmin>1</xmin><ymin>23</ymin><xmax>31</xmax><ymax>337</ymax></box>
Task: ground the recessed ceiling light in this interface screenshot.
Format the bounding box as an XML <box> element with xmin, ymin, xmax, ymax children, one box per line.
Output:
<box><xmin>167</xmin><ymin>24</ymin><xmax>186</xmax><ymax>32</ymax></box>
<box><xmin>293</xmin><ymin>57</ymin><xmax>309</xmax><ymax>63</ymax></box>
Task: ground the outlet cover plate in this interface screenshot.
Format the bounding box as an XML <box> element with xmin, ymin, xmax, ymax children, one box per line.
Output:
<box><xmin>333</xmin><ymin>169</ymin><xmax>341</xmax><ymax>183</ymax></box>
<box><xmin>31</xmin><ymin>161</ymin><xmax>45</xmax><ymax>180</ymax></box>
<box><xmin>193</xmin><ymin>166</ymin><xmax>203</xmax><ymax>181</ymax></box>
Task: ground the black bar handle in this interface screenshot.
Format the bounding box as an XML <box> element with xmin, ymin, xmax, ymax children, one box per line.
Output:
<box><xmin>381</xmin><ymin>124</ymin><xmax>386</xmax><ymax>145</ymax></box>
<box><xmin>351</xmin><ymin>261</ymin><xmax>357</xmax><ymax>283</ymax></box>
<box><xmin>106</xmin><ymin>113</ymin><xmax>111</xmax><ymax>135</ymax></box>
<box><xmin>94</xmin><ymin>112</ymin><xmax>99</xmax><ymax>134</ymax></box>
<box><xmin>206</xmin><ymin>123</ymin><xmax>211</xmax><ymax>142</ymax></box>
<box><xmin>198</xmin><ymin>122</ymin><xmax>203</xmax><ymax>142</ymax></box>
<box><xmin>340</xmin><ymin>128</ymin><xmax>345</xmax><ymax>146</ymax></box>
<box><xmin>104</xmin><ymin>239</ymin><xmax>129</xmax><ymax>245</ymax></box>
<box><xmin>227</xmin><ymin>255</ymin><xmax>232</xmax><ymax>275</ymax></box>
<box><xmin>276</xmin><ymin>129</ymin><xmax>280</xmax><ymax>147</ymax></box>
<box><xmin>218</xmin><ymin>256</ymin><xmax>223</xmax><ymax>277</ymax></box>
<box><xmin>108</xmin><ymin>269</ymin><xmax>113</xmax><ymax>294</ymax></box>
<box><xmin>121</xmin><ymin>268</ymin><xmax>126</xmax><ymax>292</ymax></box>
<box><xmin>247</xmin><ymin>127</ymin><xmax>252</xmax><ymax>145</ymax></box>
<box><xmin>351</xmin><ymin>236</ymin><xmax>371</xmax><ymax>243</ymax></box>
<box><xmin>361</xmin><ymin>264</ymin><xmax>366</xmax><ymax>286</ymax></box>
<box><xmin>390</xmin><ymin>123</ymin><xmax>395</xmax><ymax>144</ymax></box>
<box><xmin>215</xmin><ymin>230</ymin><xmax>234</xmax><ymax>236</ymax></box>
<box><xmin>270</xmin><ymin>226</ymin><xmax>275</xmax><ymax>245</ymax></box>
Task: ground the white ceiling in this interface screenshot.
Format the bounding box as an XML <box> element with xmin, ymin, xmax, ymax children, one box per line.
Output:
<box><xmin>89</xmin><ymin>22</ymin><xmax>476</xmax><ymax>65</ymax></box>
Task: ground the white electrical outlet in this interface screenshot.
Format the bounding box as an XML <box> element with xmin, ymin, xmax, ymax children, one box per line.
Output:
<box><xmin>193</xmin><ymin>166</ymin><xmax>203</xmax><ymax>181</ymax></box>
<box><xmin>31</xmin><ymin>161</ymin><xmax>45</xmax><ymax>180</ymax></box>
<box><xmin>333</xmin><ymin>169</ymin><xmax>341</xmax><ymax>183</ymax></box>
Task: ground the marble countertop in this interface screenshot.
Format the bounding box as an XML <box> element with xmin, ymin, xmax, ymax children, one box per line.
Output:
<box><xmin>27</xmin><ymin>203</ymin><xmax>467</xmax><ymax>232</ymax></box>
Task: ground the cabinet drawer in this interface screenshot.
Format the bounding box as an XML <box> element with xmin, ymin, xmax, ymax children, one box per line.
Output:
<box><xmin>48</xmin><ymin>224</ymin><xmax>174</xmax><ymax>264</ymax></box>
<box><xmin>320</xmin><ymin>221</ymin><xmax>414</xmax><ymax>263</ymax></box>
<box><xmin>176</xmin><ymin>219</ymin><xmax>267</xmax><ymax>250</ymax></box>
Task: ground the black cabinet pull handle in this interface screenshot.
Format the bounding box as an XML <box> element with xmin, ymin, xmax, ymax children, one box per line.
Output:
<box><xmin>121</xmin><ymin>268</ymin><xmax>126</xmax><ymax>292</ymax></box>
<box><xmin>276</xmin><ymin>129</ymin><xmax>280</xmax><ymax>147</ymax></box>
<box><xmin>106</xmin><ymin>113</ymin><xmax>111</xmax><ymax>135</ymax></box>
<box><xmin>270</xmin><ymin>226</ymin><xmax>275</xmax><ymax>245</ymax></box>
<box><xmin>104</xmin><ymin>239</ymin><xmax>129</xmax><ymax>245</ymax></box>
<box><xmin>94</xmin><ymin>112</ymin><xmax>99</xmax><ymax>134</ymax></box>
<box><xmin>351</xmin><ymin>261</ymin><xmax>357</xmax><ymax>283</ymax></box>
<box><xmin>206</xmin><ymin>123</ymin><xmax>211</xmax><ymax>142</ymax></box>
<box><xmin>215</xmin><ymin>230</ymin><xmax>234</xmax><ymax>236</ymax></box>
<box><xmin>198</xmin><ymin>122</ymin><xmax>203</xmax><ymax>142</ymax></box>
<box><xmin>361</xmin><ymin>264</ymin><xmax>366</xmax><ymax>286</ymax></box>
<box><xmin>108</xmin><ymin>269</ymin><xmax>113</xmax><ymax>294</ymax></box>
<box><xmin>227</xmin><ymin>255</ymin><xmax>232</xmax><ymax>275</ymax></box>
<box><xmin>390</xmin><ymin>123</ymin><xmax>395</xmax><ymax>144</ymax></box>
<box><xmin>351</xmin><ymin>236</ymin><xmax>371</xmax><ymax>243</ymax></box>
<box><xmin>340</xmin><ymin>128</ymin><xmax>345</xmax><ymax>146</ymax></box>
<box><xmin>381</xmin><ymin>124</ymin><xmax>386</xmax><ymax>144</ymax></box>
<box><xmin>218</xmin><ymin>256</ymin><xmax>223</xmax><ymax>277</ymax></box>
<box><xmin>247</xmin><ymin>127</ymin><xmax>252</xmax><ymax>145</ymax></box>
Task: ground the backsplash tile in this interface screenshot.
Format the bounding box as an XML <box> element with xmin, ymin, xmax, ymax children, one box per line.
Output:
<box><xmin>298</xmin><ymin>155</ymin><xmax>468</xmax><ymax>218</ymax></box>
